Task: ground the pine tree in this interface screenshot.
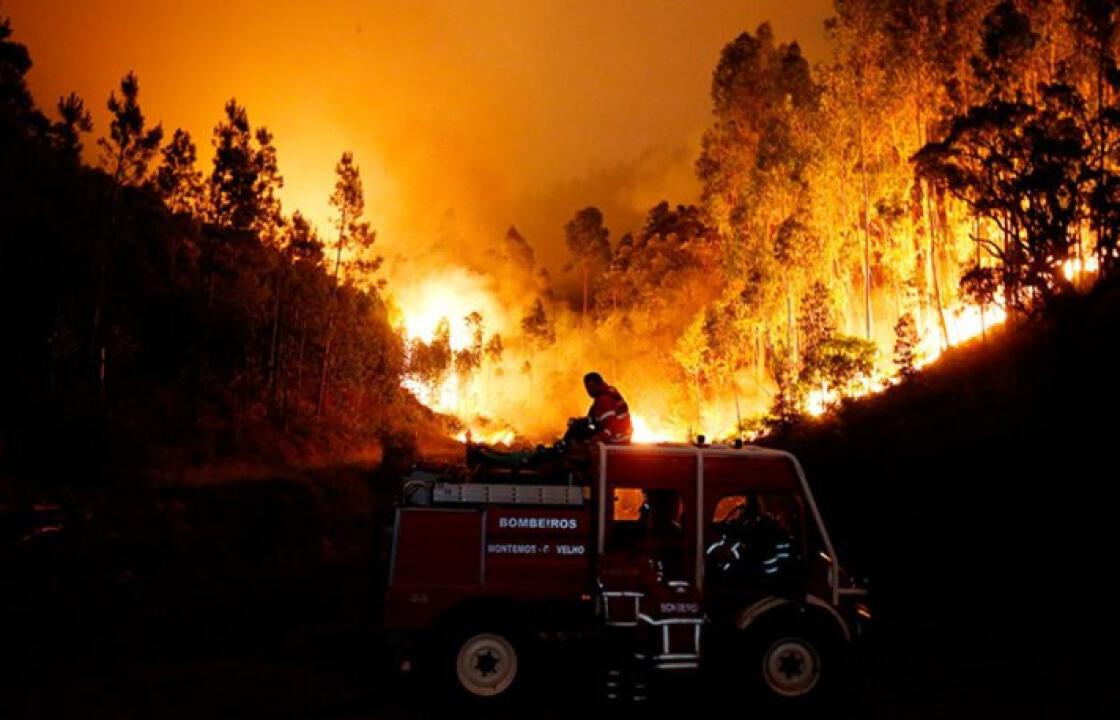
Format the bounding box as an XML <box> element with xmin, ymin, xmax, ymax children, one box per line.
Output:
<box><xmin>893</xmin><ymin>312</ymin><xmax>919</xmax><ymax>378</ymax></box>
<box><xmin>208</xmin><ymin>100</ymin><xmax>258</xmax><ymax>230</ymax></box>
<box><xmin>51</xmin><ymin>92</ymin><xmax>92</xmax><ymax>164</ymax></box>
<box><xmin>564</xmin><ymin>207</ymin><xmax>611</xmax><ymax>326</ymax></box>
<box><xmin>156</xmin><ymin>128</ymin><xmax>204</xmax><ymax>215</ymax></box>
<box><xmin>98</xmin><ymin>71</ymin><xmax>162</xmax><ymax>186</ymax></box>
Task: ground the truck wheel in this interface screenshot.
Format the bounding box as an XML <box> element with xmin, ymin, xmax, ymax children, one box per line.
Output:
<box><xmin>445</xmin><ymin>625</ymin><xmax>523</xmax><ymax>701</ymax></box>
<box><xmin>760</xmin><ymin>634</ymin><xmax>821</xmax><ymax>699</ymax></box>
<box><xmin>743</xmin><ymin>624</ymin><xmax>837</xmax><ymax>706</ymax></box>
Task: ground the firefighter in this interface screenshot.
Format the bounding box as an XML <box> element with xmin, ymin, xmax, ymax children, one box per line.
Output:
<box><xmin>576</xmin><ymin>371</ymin><xmax>633</xmax><ymax>445</ymax></box>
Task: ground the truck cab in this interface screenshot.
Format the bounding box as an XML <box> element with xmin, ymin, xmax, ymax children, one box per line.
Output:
<box><xmin>385</xmin><ymin>443</ymin><xmax>868</xmax><ymax>704</ymax></box>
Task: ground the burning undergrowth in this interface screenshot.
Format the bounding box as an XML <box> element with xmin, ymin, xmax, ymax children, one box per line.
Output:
<box><xmin>383</xmin><ymin>219</ymin><xmax>1052</xmax><ymax>447</ymax></box>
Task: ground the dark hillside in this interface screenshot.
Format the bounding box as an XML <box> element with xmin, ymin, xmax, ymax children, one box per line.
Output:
<box><xmin>0</xmin><ymin>22</ymin><xmax>426</xmax><ymax>495</ymax></box>
<box><xmin>764</xmin><ymin>280</ymin><xmax>1120</xmax><ymax>714</ymax></box>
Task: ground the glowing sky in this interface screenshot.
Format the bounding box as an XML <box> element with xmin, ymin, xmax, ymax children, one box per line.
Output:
<box><xmin>5</xmin><ymin>0</ymin><xmax>832</xmax><ymax>269</ymax></box>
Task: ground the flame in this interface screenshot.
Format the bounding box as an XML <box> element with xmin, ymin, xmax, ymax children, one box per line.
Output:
<box><xmin>390</xmin><ymin>246</ymin><xmax>1094</xmax><ymax>447</ymax></box>
<box><xmin>916</xmin><ymin>302</ymin><xmax>1008</xmax><ymax>369</ymax></box>
<box><xmin>630</xmin><ymin>413</ymin><xmax>677</xmax><ymax>443</ymax></box>
<box><xmin>393</xmin><ymin>268</ymin><xmax>509</xmax><ymax>416</ymax></box>
<box><xmin>394</xmin><ymin>270</ymin><xmax>505</xmax><ymax>354</ymax></box>
<box><xmin>1062</xmin><ymin>255</ymin><xmax>1099</xmax><ymax>281</ymax></box>
<box><xmin>801</xmin><ymin>297</ymin><xmax>1009</xmax><ymax>418</ymax></box>
<box><xmin>456</xmin><ymin>427</ymin><xmax>516</xmax><ymax>446</ymax></box>
<box><xmin>805</xmin><ymin>388</ymin><xmax>835</xmax><ymax>417</ymax></box>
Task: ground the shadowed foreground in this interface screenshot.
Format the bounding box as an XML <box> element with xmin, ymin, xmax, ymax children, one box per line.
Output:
<box><xmin>0</xmin><ymin>453</ymin><xmax>1110</xmax><ymax>719</ymax></box>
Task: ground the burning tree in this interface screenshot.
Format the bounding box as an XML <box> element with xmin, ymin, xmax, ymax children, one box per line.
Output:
<box><xmin>520</xmin><ymin>298</ymin><xmax>555</xmax><ymax>350</ymax></box>
<box><xmin>407</xmin><ymin>318</ymin><xmax>452</xmax><ymax>402</ymax></box>
<box><xmin>564</xmin><ymin>207</ymin><xmax>611</xmax><ymax>326</ymax></box>
<box><xmin>893</xmin><ymin>312</ymin><xmax>920</xmax><ymax>379</ymax></box>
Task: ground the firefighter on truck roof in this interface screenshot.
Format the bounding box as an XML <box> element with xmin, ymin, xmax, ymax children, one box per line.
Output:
<box><xmin>579</xmin><ymin>371</ymin><xmax>632</xmax><ymax>445</ymax></box>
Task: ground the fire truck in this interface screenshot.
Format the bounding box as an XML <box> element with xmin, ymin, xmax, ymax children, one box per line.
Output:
<box><xmin>385</xmin><ymin>442</ymin><xmax>869</xmax><ymax>704</ymax></box>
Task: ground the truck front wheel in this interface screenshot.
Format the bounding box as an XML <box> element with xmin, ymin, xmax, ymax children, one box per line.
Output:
<box><xmin>444</xmin><ymin>625</ymin><xmax>523</xmax><ymax>702</ymax></box>
<box><xmin>760</xmin><ymin>634</ymin><xmax>822</xmax><ymax>699</ymax></box>
<box><xmin>741</xmin><ymin>622</ymin><xmax>840</xmax><ymax>706</ymax></box>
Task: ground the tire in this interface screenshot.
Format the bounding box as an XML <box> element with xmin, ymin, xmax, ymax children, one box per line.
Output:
<box><xmin>442</xmin><ymin>622</ymin><xmax>524</xmax><ymax>703</ymax></box>
<box><xmin>743</xmin><ymin>620</ymin><xmax>839</xmax><ymax>707</ymax></box>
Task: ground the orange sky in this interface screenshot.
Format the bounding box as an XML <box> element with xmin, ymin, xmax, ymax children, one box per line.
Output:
<box><xmin>4</xmin><ymin>0</ymin><xmax>832</xmax><ymax>271</ymax></box>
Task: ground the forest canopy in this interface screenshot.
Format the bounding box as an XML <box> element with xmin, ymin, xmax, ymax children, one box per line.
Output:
<box><xmin>2</xmin><ymin>0</ymin><xmax>1119</xmax><ymax>488</ymax></box>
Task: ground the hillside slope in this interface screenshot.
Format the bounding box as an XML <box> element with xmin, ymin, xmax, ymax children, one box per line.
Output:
<box><xmin>763</xmin><ymin>279</ymin><xmax>1119</xmax><ymax>712</ymax></box>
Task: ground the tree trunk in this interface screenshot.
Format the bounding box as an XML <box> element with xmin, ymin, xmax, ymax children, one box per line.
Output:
<box><xmin>317</xmin><ymin>317</ymin><xmax>335</xmax><ymax>416</ymax></box>
<box><xmin>268</xmin><ymin>270</ymin><xmax>282</xmax><ymax>419</ymax></box>
<box><xmin>1096</xmin><ymin>46</ymin><xmax>1108</xmax><ymax>275</ymax></box>
<box><xmin>295</xmin><ymin>326</ymin><xmax>307</xmax><ymax>411</ymax></box>
<box><xmin>975</xmin><ymin>218</ymin><xmax>987</xmax><ymax>341</ymax></box>
<box><xmin>786</xmin><ymin>284</ymin><xmax>796</xmax><ymax>365</ymax></box>
<box><xmin>857</xmin><ymin>103</ymin><xmax>873</xmax><ymax>341</ymax></box>
<box><xmin>333</xmin><ymin>208</ymin><xmax>349</xmax><ymax>284</ymax></box>
<box><xmin>581</xmin><ymin>268</ymin><xmax>589</xmax><ymax>328</ymax></box>
<box><xmin>924</xmin><ymin>182</ymin><xmax>950</xmax><ymax>348</ymax></box>
<box><xmin>754</xmin><ymin>325</ymin><xmax>763</xmax><ymax>382</ymax></box>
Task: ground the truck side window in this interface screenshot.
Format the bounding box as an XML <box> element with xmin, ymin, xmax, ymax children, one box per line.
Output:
<box><xmin>705</xmin><ymin>492</ymin><xmax>806</xmax><ymax>591</ymax></box>
<box><xmin>712</xmin><ymin>495</ymin><xmax>749</xmax><ymax>524</ymax></box>
<box><xmin>607</xmin><ymin>488</ymin><xmax>688</xmax><ymax>582</ymax></box>
<box><xmin>612</xmin><ymin>488</ymin><xmax>645</xmax><ymax>522</ymax></box>
<box><xmin>608</xmin><ymin>488</ymin><xmax>686</xmax><ymax>550</ymax></box>
<box><xmin>755</xmin><ymin>494</ymin><xmax>800</xmax><ymax>537</ymax></box>
<box><xmin>710</xmin><ymin>493</ymin><xmax>800</xmax><ymax>538</ymax></box>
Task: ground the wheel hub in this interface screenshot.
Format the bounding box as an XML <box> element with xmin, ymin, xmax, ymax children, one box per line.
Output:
<box><xmin>474</xmin><ymin>648</ymin><xmax>499</xmax><ymax>676</ymax></box>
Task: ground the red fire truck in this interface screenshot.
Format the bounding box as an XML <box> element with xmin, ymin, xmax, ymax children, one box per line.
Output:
<box><xmin>385</xmin><ymin>442</ymin><xmax>868</xmax><ymax>704</ymax></box>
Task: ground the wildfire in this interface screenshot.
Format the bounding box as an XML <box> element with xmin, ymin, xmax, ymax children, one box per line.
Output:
<box><xmin>392</xmin><ymin>254</ymin><xmax>1095</xmax><ymax>447</ymax></box>
<box><xmin>916</xmin><ymin>302</ymin><xmax>1008</xmax><ymax>369</ymax></box>
<box><xmin>1063</xmin><ymin>255</ymin><xmax>1100</xmax><ymax>281</ymax></box>
<box><xmin>394</xmin><ymin>272</ymin><xmax>503</xmax><ymax>351</ymax></box>
<box><xmin>802</xmin><ymin>298</ymin><xmax>1010</xmax><ymax>418</ymax></box>
<box><xmin>630</xmin><ymin>413</ymin><xmax>677</xmax><ymax>443</ymax></box>
<box><xmin>455</xmin><ymin>427</ymin><xmax>516</xmax><ymax>446</ymax></box>
<box><xmin>393</xmin><ymin>268</ymin><xmax>508</xmax><ymax>415</ymax></box>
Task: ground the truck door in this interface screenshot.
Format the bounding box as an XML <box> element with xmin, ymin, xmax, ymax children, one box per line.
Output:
<box><xmin>598</xmin><ymin>481</ymin><xmax>703</xmax><ymax>672</ymax></box>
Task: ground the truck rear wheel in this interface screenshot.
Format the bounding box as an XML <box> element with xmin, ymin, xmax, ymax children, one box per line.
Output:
<box><xmin>444</xmin><ymin>625</ymin><xmax>523</xmax><ymax>702</ymax></box>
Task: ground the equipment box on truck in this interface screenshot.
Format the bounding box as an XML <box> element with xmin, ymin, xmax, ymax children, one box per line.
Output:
<box><xmin>386</xmin><ymin>443</ymin><xmax>868</xmax><ymax>703</ymax></box>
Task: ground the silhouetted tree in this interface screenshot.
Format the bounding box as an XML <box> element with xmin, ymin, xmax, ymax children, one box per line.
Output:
<box><xmin>98</xmin><ymin>72</ymin><xmax>162</xmax><ymax>187</ymax></box>
<box><xmin>564</xmin><ymin>207</ymin><xmax>611</xmax><ymax>325</ymax></box>
<box><xmin>252</xmin><ymin>126</ymin><xmax>284</xmax><ymax>242</ymax></box>
<box><xmin>521</xmin><ymin>298</ymin><xmax>556</xmax><ymax>350</ymax></box>
<box><xmin>504</xmin><ymin>225</ymin><xmax>535</xmax><ymax>270</ymax></box>
<box><xmin>51</xmin><ymin>92</ymin><xmax>91</xmax><ymax>164</ymax></box>
<box><xmin>0</xmin><ymin>18</ymin><xmax>36</xmax><ymax>130</ymax></box>
<box><xmin>209</xmin><ymin>99</ymin><xmax>278</xmax><ymax>232</ymax></box>
<box><xmin>485</xmin><ymin>333</ymin><xmax>504</xmax><ymax>365</ymax></box>
<box><xmin>156</xmin><ymin>128</ymin><xmax>204</xmax><ymax>215</ymax></box>
<box><xmin>916</xmin><ymin>82</ymin><xmax>1090</xmax><ymax>309</ymax></box>
<box><xmin>1069</xmin><ymin>0</ymin><xmax>1120</xmax><ymax>274</ymax></box>
<box><xmin>319</xmin><ymin>151</ymin><xmax>380</xmax><ymax>414</ymax></box>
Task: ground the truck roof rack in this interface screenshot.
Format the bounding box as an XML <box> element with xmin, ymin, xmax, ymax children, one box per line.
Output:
<box><xmin>601</xmin><ymin>442</ymin><xmax>792</xmax><ymax>458</ymax></box>
<box><xmin>432</xmin><ymin>482</ymin><xmax>587</xmax><ymax>507</ymax></box>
